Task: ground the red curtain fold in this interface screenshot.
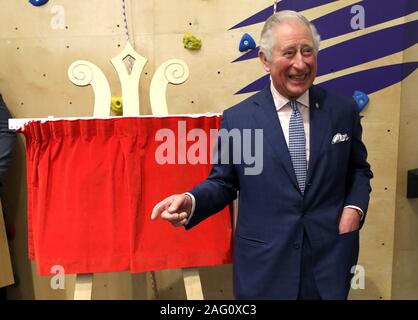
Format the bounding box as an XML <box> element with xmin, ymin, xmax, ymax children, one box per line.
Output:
<box><xmin>20</xmin><ymin>116</ymin><xmax>233</xmax><ymax>275</ymax></box>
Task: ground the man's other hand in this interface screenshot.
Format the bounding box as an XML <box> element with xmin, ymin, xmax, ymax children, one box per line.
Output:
<box><xmin>151</xmin><ymin>194</ymin><xmax>192</xmax><ymax>227</ymax></box>
<box><xmin>338</xmin><ymin>207</ymin><xmax>360</xmax><ymax>234</ymax></box>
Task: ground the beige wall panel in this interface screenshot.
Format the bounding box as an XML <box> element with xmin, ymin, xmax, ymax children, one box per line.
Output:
<box><xmin>392</xmin><ymin>36</ymin><xmax>418</xmax><ymax>299</ymax></box>
<box><xmin>1</xmin><ymin>0</ymin><xmax>131</xmax><ymax>38</ymax></box>
<box><xmin>0</xmin><ymin>200</ymin><xmax>14</xmax><ymax>288</ymax></box>
<box><xmin>152</xmin><ymin>269</ymin><xmax>187</xmax><ymax>300</ymax></box>
<box><xmin>153</xmin><ymin>32</ymin><xmax>259</xmax><ymax>114</ymax></box>
<box><xmin>198</xmin><ymin>265</ymin><xmax>233</xmax><ymax>299</ymax></box>
<box><xmin>0</xmin><ymin>35</ymin><xmax>155</xmax><ymax>118</ymax></box>
<box><xmin>349</xmin><ymin>82</ymin><xmax>403</xmax><ymax>299</ymax></box>
<box><xmin>92</xmin><ymin>272</ymin><xmax>148</xmax><ymax>300</ymax></box>
<box><xmin>153</xmin><ymin>0</ymin><xmax>270</xmax><ymax>34</ymax></box>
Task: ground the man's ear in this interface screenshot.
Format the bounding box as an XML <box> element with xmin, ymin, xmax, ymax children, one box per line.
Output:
<box><xmin>258</xmin><ymin>51</ymin><xmax>270</xmax><ymax>73</ymax></box>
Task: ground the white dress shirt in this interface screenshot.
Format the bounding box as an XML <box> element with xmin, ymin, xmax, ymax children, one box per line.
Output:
<box><xmin>270</xmin><ymin>82</ymin><xmax>311</xmax><ymax>166</ymax></box>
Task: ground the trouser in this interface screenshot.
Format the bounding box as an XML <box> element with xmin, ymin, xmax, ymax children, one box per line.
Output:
<box><xmin>298</xmin><ymin>230</ymin><xmax>321</xmax><ymax>300</ymax></box>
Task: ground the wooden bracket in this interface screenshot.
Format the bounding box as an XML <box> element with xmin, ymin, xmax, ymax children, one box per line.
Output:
<box><xmin>73</xmin><ymin>273</ymin><xmax>93</xmax><ymax>300</ymax></box>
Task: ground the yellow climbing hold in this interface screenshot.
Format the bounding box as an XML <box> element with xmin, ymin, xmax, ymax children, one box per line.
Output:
<box><xmin>111</xmin><ymin>97</ymin><xmax>123</xmax><ymax>116</ymax></box>
<box><xmin>183</xmin><ymin>33</ymin><xmax>202</xmax><ymax>50</ymax></box>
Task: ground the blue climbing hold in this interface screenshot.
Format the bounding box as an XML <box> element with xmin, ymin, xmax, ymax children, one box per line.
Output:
<box><xmin>353</xmin><ymin>90</ymin><xmax>369</xmax><ymax>112</ymax></box>
<box><xmin>29</xmin><ymin>0</ymin><xmax>49</xmax><ymax>6</ymax></box>
<box><xmin>239</xmin><ymin>33</ymin><xmax>256</xmax><ymax>52</ymax></box>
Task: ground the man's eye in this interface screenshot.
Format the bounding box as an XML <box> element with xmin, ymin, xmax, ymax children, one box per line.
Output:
<box><xmin>302</xmin><ymin>47</ymin><xmax>314</xmax><ymax>56</ymax></box>
<box><xmin>284</xmin><ymin>51</ymin><xmax>295</xmax><ymax>56</ymax></box>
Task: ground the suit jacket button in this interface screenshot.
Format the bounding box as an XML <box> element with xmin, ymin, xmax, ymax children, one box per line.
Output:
<box><xmin>294</xmin><ymin>243</ymin><xmax>300</xmax><ymax>249</ymax></box>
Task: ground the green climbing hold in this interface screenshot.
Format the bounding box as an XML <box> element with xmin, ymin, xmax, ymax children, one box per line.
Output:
<box><xmin>183</xmin><ymin>33</ymin><xmax>202</xmax><ymax>50</ymax></box>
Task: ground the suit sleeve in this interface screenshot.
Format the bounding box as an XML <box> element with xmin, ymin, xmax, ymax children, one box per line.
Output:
<box><xmin>185</xmin><ymin>112</ymin><xmax>238</xmax><ymax>229</ymax></box>
<box><xmin>0</xmin><ymin>95</ymin><xmax>17</xmax><ymax>184</ymax></box>
<box><xmin>344</xmin><ymin>101</ymin><xmax>373</xmax><ymax>228</ymax></box>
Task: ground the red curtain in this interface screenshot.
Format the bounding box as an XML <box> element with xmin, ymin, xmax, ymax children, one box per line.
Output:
<box><xmin>21</xmin><ymin>116</ymin><xmax>232</xmax><ymax>275</ymax></box>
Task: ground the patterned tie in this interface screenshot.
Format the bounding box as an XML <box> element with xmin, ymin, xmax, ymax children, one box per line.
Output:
<box><xmin>288</xmin><ymin>100</ymin><xmax>307</xmax><ymax>194</ymax></box>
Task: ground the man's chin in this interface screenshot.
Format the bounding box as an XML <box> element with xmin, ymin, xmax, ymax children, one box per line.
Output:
<box><xmin>287</xmin><ymin>87</ymin><xmax>309</xmax><ymax>98</ymax></box>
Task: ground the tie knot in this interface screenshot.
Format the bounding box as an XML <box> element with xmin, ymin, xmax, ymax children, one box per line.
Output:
<box><xmin>289</xmin><ymin>100</ymin><xmax>298</xmax><ymax>112</ymax></box>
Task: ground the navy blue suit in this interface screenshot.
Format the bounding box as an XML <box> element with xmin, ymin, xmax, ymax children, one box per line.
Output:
<box><xmin>186</xmin><ymin>85</ymin><xmax>372</xmax><ymax>299</ymax></box>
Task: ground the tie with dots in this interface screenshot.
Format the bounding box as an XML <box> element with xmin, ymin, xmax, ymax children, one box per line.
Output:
<box><xmin>288</xmin><ymin>100</ymin><xmax>307</xmax><ymax>194</ymax></box>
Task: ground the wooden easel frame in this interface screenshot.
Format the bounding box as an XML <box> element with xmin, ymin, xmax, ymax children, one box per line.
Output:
<box><xmin>73</xmin><ymin>268</ymin><xmax>203</xmax><ymax>300</ymax></box>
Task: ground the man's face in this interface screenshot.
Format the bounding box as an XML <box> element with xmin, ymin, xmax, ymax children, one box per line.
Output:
<box><xmin>259</xmin><ymin>20</ymin><xmax>317</xmax><ymax>99</ymax></box>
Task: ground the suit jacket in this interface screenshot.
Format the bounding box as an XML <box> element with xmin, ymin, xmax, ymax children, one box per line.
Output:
<box><xmin>0</xmin><ymin>94</ymin><xmax>16</xmax><ymax>185</ymax></box>
<box><xmin>186</xmin><ymin>85</ymin><xmax>373</xmax><ymax>299</ymax></box>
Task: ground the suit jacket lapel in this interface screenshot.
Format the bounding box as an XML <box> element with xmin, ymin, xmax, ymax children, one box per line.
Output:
<box><xmin>251</xmin><ymin>87</ymin><xmax>299</xmax><ymax>190</ymax></box>
<box><xmin>306</xmin><ymin>86</ymin><xmax>331</xmax><ymax>186</ymax></box>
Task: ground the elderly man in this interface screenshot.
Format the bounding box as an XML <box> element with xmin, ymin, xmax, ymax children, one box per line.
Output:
<box><xmin>152</xmin><ymin>11</ymin><xmax>372</xmax><ymax>300</ymax></box>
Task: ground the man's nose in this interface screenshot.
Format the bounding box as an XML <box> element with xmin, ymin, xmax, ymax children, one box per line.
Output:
<box><xmin>292</xmin><ymin>52</ymin><xmax>306</xmax><ymax>69</ymax></box>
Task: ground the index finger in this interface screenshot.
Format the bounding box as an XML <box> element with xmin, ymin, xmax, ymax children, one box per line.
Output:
<box><xmin>151</xmin><ymin>196</ymin><xmax>174</xmax><ymax>220</ymax></box>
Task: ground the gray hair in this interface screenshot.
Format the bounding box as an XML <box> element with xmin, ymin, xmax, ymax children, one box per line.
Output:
<box><xmin>259</xmin><ymin>11</ymin><xmax>321</xmax><ymax>61</ymax></box>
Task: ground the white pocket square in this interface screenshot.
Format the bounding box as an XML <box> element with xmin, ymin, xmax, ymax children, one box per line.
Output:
<box><xmin>332</xmin><ymin>133</ymin><xmax>349</xmax><ymax>144</ymax></box>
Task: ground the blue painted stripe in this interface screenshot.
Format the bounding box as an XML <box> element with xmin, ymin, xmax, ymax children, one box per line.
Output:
<box><xmin>232</xmin><ymin>0</ymin><xmax>417</xmax><ymax>63</ymax></box>
<box><xmin>318</xmin><ymin>62</ymin><xmax>418</xmax><ymax>97</ymax></box>
<box><xmin>235</xmin><ymin>62</ymin><xmax>417</xmax><ymax>95</ymax></box>
<box><xmin>232</xmin><ymin>47</ymin><xmax>259</xmax><ymax>63</ymax></box>
<box><xmin>235</xmin><ymin>62</ymin><xmax>418</xmax><ymax>95</ymax></box>
<box><xmin>229</xmin><ymin>0</ymin><xmax>337</xmax><ymax>30</ymax></box>
<box><xmin>235</xmin><ymin>20</ymin><xmax>418</xmax><ymax>94</ymax></box>
<box><xmin>317</xmin><ymin>20</ymin><xmax>418</xmax><ymax>76</ymax></box>
<box><xmin>313</xmin><ymin>0</ymin><xmax>416</xmax><ymax>41</ymax></box>
<box><xmin>235</xmin><ymin>75</ymin><xmax>269</xmax><ymax>95</ymax></box>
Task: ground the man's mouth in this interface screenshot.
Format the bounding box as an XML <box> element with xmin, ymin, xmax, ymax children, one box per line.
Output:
<box><xmin>288</xmin><ymin>74</ymin><xmax>308</xmax><ymax>81</ymax></box>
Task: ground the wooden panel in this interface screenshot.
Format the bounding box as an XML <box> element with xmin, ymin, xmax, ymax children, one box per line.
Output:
<box><xmin>0</xmin><ymin>201</ymin><xmax>14</xmax><ymax>288</ymax></box>
<box><xmin>391</xmin><ymin>38</ymin><xmax>418</xmax><ymax>299</ymax></box>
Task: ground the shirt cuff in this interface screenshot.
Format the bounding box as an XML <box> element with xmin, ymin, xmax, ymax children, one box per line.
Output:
<box><xmin>184</xmin><ymin>192</ymin><xmax>196</xmax><ymax>225</ymax></box>
<box><xmin>344</xmin><ymin>205</ymin><xmax>364</xmax><ymax>220</ymax></box>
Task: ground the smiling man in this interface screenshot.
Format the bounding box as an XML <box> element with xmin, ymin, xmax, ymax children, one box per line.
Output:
<box><xmin>151</xmin><ymin>11</ymin><xmax>373</xmax><ymax>300</ymax></box>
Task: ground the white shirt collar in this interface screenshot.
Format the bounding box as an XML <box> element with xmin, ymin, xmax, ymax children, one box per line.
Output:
<box><xmin>270</xmin><ymin>82</ymin><xmax>310</xmax><ymax>111</ymax></box>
